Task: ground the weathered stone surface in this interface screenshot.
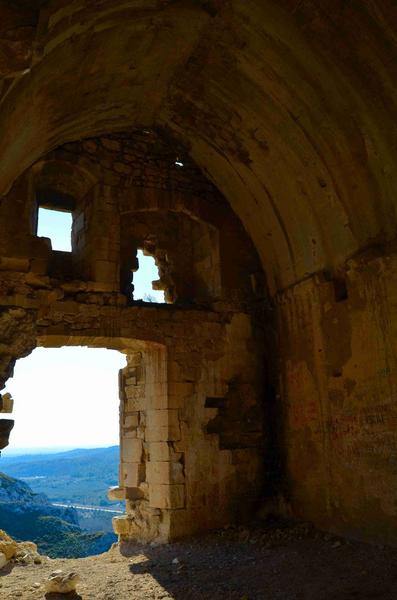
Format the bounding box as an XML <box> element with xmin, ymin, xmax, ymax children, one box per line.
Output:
<box><xmin>45</xmin><ymin>570</ymin><xmax>80</xmax><ymax>594</ymax></box>
<box><xmin>107</xmin><ymin>486</ymin><xmax>125</xmax><ymax>501</ymax></box>
<box><xmin>0</xmin><ymin>418</ymin><xmax>14</xmax><ymax>449</ymax></box>
<box><xmin>149</xmin><ymin>483</ymin><xmax>185</xmax><ymax>510</ymax></box>
<box><xmin>0</xmin><ymin>0</ymin><xmax>396</xmax><ymax>549</ymax></box>
<box><xmin>0</xmin><ymin>530</ymin><xmax>18</xmax><ymax>560</ymax></box>
<box><xmin>0</xmin><ymin>392</ymin><xmax>13</xmax><ymax>413</ymax></box>
<box><xmin>277</xmin><ymin>253</ymin><xmax>397</xmax><ymax>545</ymax></box>
<box><xmin>0</xmin><ymin>1</ymin><xmax>395</xmax><ymax>294</ymax></box>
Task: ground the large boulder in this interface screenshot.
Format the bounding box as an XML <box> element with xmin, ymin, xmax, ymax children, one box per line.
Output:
<box><xmin>0</xmin><ymin>529</ymin><xmax>17</xmax><ymax>559</ymax></box>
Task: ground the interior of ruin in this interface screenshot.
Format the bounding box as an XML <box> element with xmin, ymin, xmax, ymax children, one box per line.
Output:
<box><xmin>0</xmin><ymin>0</ymin><xmax>397</xmax><ymax>552</ymax></box>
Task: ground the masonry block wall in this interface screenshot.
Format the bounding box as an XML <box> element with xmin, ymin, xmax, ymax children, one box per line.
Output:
<box><xmin>0</xmin><ymin>128</ymin><xmax>268</xmax><ymax>544</ymax></box>
<box><xmin>1</xmin><ymin>0</ymin><xmax>397</xmax><ymax>550</ymax></box>
<box><xmin>0</xmin><ymin>130</ymin><xmax>264</xmax><ymax>305</ymax></box>
<box><xmin>0</xmin><ymin>131</ymin><xmax>397</xmax><ymax>546</ymax></box>
<box><xmin>112</xmin><ymin>308</ymin><xmax>265</xmax><ymax>543</ymax></box>
<box><xmin>279</xmin><ymin>251</ymin><xmax>397</xmax><ymax>545</ymax></box>
<box><xmin>2</xmin><ymin>127</ymin><xmax>397</xmax><ymax>546</ymax></box>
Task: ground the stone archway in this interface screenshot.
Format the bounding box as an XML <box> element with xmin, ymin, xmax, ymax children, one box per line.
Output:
<box><xmin>36</xmin><ymin>334</ymin><xmax>173</xmax><ymax>543</ymax></box>
<box><xmin>0</xmin><ymin>290</ymin><xmax>266</xmax><ymax>546</ymax></box>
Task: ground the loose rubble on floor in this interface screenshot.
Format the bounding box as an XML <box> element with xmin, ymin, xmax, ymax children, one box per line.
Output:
<box><xmin>1</xmin><ymin>520</ymin><xmax>397</xmax><ymax>599</ymax></box>
<box><xmin>0</xmin><ymin>530</ymin><xmax>42</xmax><ymax>568</ymax></box>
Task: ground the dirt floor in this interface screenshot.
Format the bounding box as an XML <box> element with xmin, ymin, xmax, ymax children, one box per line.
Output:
<box><xmin>1</xmin><ymin>520</ymin><xmax>397</xmax><ymax>600</ymax></box>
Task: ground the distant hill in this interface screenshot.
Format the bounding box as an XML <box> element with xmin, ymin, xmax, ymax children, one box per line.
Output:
<box><xmin>3</xmin><ymin>447</ymin><xmax>74</xmax><ymax>456</ymax></box>
<box><xmin>0</xmin><ymin>446</ymin><xmax>119</xmax><ymax>477</ymax></box>
<box><xmin>0</xmin><ymin>471</ymin><xmax>49</xmax><ymax>506</ymax></box>
<box><xmin>0</xmin><ymin>446</ymin><xmax>120</xmax><ymax>508</ymax></box>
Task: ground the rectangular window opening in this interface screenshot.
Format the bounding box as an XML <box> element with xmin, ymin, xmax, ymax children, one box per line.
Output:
<box><xmin>37</xmin><ymin>207</ymin><xmax>73</xmax><ymax>252</ymax></box>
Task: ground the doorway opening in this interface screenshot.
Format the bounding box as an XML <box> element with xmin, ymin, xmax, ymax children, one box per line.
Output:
<box><xmin>37</xmin><ymin>207</ymin><xmax>73</xmax><ymax>252</ymax></box>
<box><xmin>0</xmin><ymin>346</ymin><xmax>126</xmax><ymax>558</ymax></box>
<box><xmin>133</xmin><ymin>249</ymin><xmax>165</xmax><ymax>303</ymax></box>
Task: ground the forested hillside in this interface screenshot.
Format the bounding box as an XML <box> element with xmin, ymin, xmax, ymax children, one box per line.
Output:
<box><xmin>0</xmin><ymin>446</ymin><xmax>120</xmax><ymax>507</ymax></box>
<box><xmin>0</xmin><ymin>472</ymin><xmax>117</xmax><ymax>557</ymax></box>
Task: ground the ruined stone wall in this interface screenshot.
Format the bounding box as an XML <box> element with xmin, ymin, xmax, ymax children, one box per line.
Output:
<box><xmin>0</xmin><ymin>0</ymin><xmax>396</xmax><ymax>549</ymax></box>
<box><xmin>120</xmin><ymin>210</ymin><xmax>221</xmax><ymax>303</ymax></box>
<box><xmin>4</xmin><ymin>128</ymin><xmax>397</xmax><ymax>548</ymax></box>
<box><xmin>114</xmin><ymin>308</ymin><xmax>265</xmax><ymax>542</ymax></box>
<box><xmin>0</xmin><ymin>284</ymin><xmax>266</xmax><ymax>542</ymax></box>
<box><xmin>0</xmin><ymin>128</ymin><xmax>268</xmax><ymax>543</ymax></box>
<box><xmin>278</xmin><ymin>249</ymin><xmax>397</xmax><ymax>544</ymax></box>
<box><xmin>0</xmin><ymin>130</ymin><xmax>265</xmax><ymax>307</ymax></box>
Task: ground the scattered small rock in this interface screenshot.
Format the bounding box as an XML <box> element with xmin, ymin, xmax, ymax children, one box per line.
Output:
<box><xmin>45</xmin><ymin>570</ymin><xmax>81</xmax><ymax>594</ymax></box>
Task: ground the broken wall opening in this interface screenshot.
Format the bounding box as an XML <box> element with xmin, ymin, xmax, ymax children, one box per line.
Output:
<box><xmin>0</xmin><ymin>346</ymin><xmax>126</xmax><ymax>558</ymax></box>
<box><xmin>0</xmin><ymin>292</ymin><xmax>268</xmax><ymax>548</ymax></box>
<box><xmin>0</xmin><ymin>127</ymin><xmax>271</xmax><ymax>547</ymax></box>
<box><xmin>120</xmin><ymin>211</ymin><xmax>222</xmax><ymax>305</ymax></box>
<box><xmin>132</xmin><ymin>250</ymin><xmax>165</xmax><ymax>303</ymax></box>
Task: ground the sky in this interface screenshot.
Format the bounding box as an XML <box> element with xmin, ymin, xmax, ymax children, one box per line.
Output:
<box><xmin>0</xmin><ymin>210</ymin><xmax>166</xmax><ymax>452</ymax></box>
<box><xmin>3</xmin><ymin>347</ymin><xmax>126</xmax><ymax>452</ymax></box>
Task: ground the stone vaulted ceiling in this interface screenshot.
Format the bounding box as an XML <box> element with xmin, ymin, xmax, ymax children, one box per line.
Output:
<box><xmin>0</xmin><ymin>0</ymin><xmax>396</xmax><ymax>292</ymax></box>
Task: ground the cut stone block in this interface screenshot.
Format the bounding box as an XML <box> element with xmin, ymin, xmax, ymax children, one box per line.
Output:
<box><xmin>113</xmin><ymin>516</ymin><xmax>131</xmax><ymax>535</ymax></box>
<box><xmin>149</xmin><ymin>484</ymin><xmax>185</xmax><ymax>509</ymax></box>
<box><xmin>145</xmin><ymin>381</ymin><xmax>167</xmax><ymax>409</ymax></box>
<box><xmin>123</xmin><ymin>413</ymin><xmax>139</xmax><ymax>428</ymax></box>
<box><xmin>120</xmin><ymin>461</ymin><xmax>145</xmax><ymax>487</ymax></box>
<box><xmin>94</xmin><ymin>259</ymin><xmax>118</xmax><ymax>283</ymax></box>
<box><xmin>123</xmin><ymin>429</ymin><xmax>138</xmax><ymax>439</ymax></box>
<box><xmin>0</xmin><ymin>393</ymin><xmax>13</xmax><ymax>413</ymax></box>
<box><xmin>148</xmin><ymin>441</ymin><xmax>182</xmax><ymax>462</ymax></box>
<box><xmin>125</xmin><ymin>386</ymin><xmax>145</xmax><ymax>400</ymax></box>
<box><xmin>146</xmin><ymin>409</ymin><xmax>181</xmax><ymax>442</ymax></box>
<box><xmin>168</xmin><ymin>381</ymin><xmax>194</xmax><ymax>398</ymax></box>
<box><xmin>121</xmin><ymin>438</ymin><xmax>143</xmax><ymax>463</ymax></box>
<box><xmin>146</xmin><ymin>461</ymin><xmax>184</xmax><ymax>485</ymax></box>
<box><xmin>126</xmin><ymin>397</ymin><xmax>146</xmax><ymax>412</ymax></box>
<box><xmin>107</xmin><ymin>486</ymin><xmax>125</xmax><ymax>501</ymax></box>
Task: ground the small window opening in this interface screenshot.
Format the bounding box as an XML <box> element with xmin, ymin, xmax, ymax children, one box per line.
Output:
<box><xmin>37</xmin><ymin>207</ymin><xmax>72</xmax><ymax>252</ymax></box>
<box><xmin>133</xmin><ymin>250</ymin><xmax>165</xmax><ymax>303</ymax></box>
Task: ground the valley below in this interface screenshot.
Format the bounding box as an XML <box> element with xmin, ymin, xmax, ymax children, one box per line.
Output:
<box><xmin>0</xmin><ymin>446</ymin><xmax>121</xmax><ymax>557</ymax></box>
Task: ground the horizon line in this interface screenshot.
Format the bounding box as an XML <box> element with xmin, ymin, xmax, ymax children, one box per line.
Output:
<box><xmin>2</xmin><ymin>444</ymin><xmax>119</xmax><ymax>455</ymax></box>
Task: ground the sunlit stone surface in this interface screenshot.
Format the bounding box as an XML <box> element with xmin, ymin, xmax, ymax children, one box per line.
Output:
<box><xmin>0</xmin><ymin>0</ymin><xmax>396</xmax><ymax>547</ymax></box>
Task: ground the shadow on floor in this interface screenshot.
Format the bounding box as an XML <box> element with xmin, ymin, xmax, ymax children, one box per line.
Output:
<box><xmin>45</xmin><ymin>593</ymin><xmax>82</xmax><ymax>600</ymax></box>
<box><xmin>119</xmin><ymin>522</ymin><xmax>397</xmax><ymax>600</ymax></box>
<box><xmin>0</xmin><ymin>562</ymin><xmax>15</xmax><ymax>576</ymax></box>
